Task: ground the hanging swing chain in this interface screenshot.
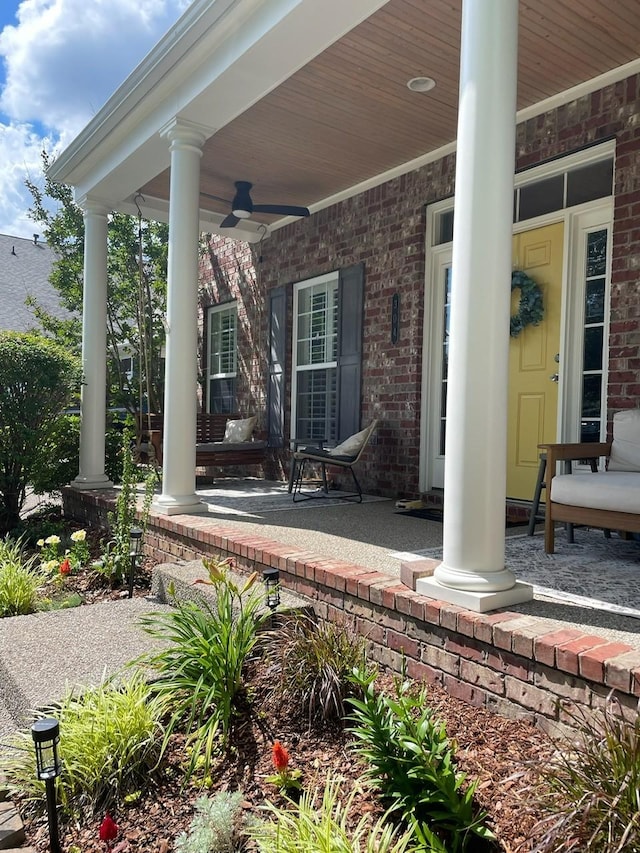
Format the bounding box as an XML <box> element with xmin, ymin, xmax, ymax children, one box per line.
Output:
<box><xmin>134</xmin><ymin>193</ymin><xmax>154</xmax><ymax>440</ymax></box>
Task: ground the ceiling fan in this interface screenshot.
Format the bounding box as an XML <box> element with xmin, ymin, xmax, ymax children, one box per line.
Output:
<box><xmin>201</xmin><ymin>181</ymin><xmax>310</xmax><ymax>228</ymax></box>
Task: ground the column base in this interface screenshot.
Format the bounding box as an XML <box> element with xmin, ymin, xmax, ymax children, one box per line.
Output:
<box><xmin>71</xmin><ymin>475</ymin><xmax>114</xmax><ymax>490</ymax></box>
<box><xmin>416</xmin><ymin>574</ymin><xmax>533</xmax><ymax>613</ymax></box>
<box><xmin>152</xmin><ymin>494</ymin><xmax>204</xmax><ymax>516</ymax></box>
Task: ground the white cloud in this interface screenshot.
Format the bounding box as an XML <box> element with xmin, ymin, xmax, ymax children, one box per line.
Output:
<box><xmin>0</xmin><ymin>0</ymin><xmax>191</xmax><ymax>236</ymax></box>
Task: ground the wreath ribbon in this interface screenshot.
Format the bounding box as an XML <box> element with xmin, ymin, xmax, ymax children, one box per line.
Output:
<box><xmin>510</xmin><ymin>270</ymin><xmax>544</xmax><ymax>337</ymax></box>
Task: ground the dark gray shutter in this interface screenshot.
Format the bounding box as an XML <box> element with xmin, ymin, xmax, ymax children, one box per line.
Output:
<box><xmin>267</xmin><ymin>286</ymin><xmax>287</xmax><ymax>448</ymax></box>
<box><xmin>337</xmin><ymin>263</ymin><xmax>364</xmax><ymax>441</ymax></box>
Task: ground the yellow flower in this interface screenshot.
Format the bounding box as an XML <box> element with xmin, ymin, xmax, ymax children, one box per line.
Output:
<box><xmin>70</xmin><ymin>530</ymin><xmax>86</xmax><ymax>542</ymax></box>
<box><xmin>42</xmin><ymin>559</ymin><xmax>59</xmax><ymax>573</ymax></box>
<box><xmin>37</xmin><ymin>539</ymin><xmax>45</xmax><ymax>548</ymax></box>
<box><xmin>44</xmin><ymin>535</ymin><xmax>61</xmax><ymax>546</ymax></box>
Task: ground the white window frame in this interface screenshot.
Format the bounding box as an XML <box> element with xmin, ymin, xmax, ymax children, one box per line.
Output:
<box><xmin>206</xmin><ymin>302</ymin><xmax>237</xmax><ymax>413</ymax></box>
<box><xmin>291</xmin><ymin>271</ymin><xmax>339</xmax><ymax>443</ymax></box>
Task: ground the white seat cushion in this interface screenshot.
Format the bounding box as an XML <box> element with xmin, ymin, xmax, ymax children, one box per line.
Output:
<box><xmin>608</xmin><ymin>409</ymin><xmax>640</xmax><ymax>471</ymax></box>
<box><xmin>551</xmin><ymin>471</ymin><xmax>640</xmax><ymax>513</ymax></box>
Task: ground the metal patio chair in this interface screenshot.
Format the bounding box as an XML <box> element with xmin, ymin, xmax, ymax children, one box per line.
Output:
<box><xmin>291</xmin><ymin>420</ymin><xmax>378</xmax><ymax>503</ymax></box>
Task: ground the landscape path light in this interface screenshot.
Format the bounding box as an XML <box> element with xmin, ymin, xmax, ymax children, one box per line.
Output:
<box><xmin>263</xmin><ymin>567</ymin><xmax>280</xmax><ymax>612</ymax></box>
<box><xmin>128</xmin><ymin>527</ymin><xmax>143</xmax><ymax>599</ymax></box>
<box><xmin>31</xmin><ymin>717</ymin><xmax>62</xmax><ymax>853</ymax></box>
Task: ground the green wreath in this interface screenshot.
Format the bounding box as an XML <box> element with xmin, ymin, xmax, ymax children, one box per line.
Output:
<box><xmin>510</xmin><ymin>270</ymin><xmax>544</xmax><ymax>337</ymax></box>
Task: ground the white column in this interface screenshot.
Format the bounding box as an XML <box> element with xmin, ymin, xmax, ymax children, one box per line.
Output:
<box><xmin>417</xmin><ymin>0</ymin><xmax>532</xmax><ymax>611</ymax></box>
<box><xmin>72</xmin><ymin>201</ymin><xmax>113</xmax><ymax>490</ymax></box>
<box><xmin>152</xmin><ymin>119</ymin><xmax>209</xmax><ymax>515</ymax></box>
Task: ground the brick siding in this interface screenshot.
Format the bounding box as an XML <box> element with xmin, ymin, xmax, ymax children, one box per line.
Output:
<box><xmin>198</xmin><ymin>74</ymin><xmax>640</xmax><ymax>499</ymax></box>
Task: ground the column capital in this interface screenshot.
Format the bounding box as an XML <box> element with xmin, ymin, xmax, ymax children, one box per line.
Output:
<box><xmin>160</xmin><ymin>117</ymin><xmax>213</xmax><ymax>151</ymax></box>
<box><xmin>77</xmin><ymin>196</ymin><xmax>112</xmax><ymax>218</ymax></box>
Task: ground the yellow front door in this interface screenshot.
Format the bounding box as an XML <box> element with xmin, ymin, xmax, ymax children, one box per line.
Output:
<box><xmin>507</xmin><ymin>223</ymin><xmax>563</xmax><ymax>500</ymax></box>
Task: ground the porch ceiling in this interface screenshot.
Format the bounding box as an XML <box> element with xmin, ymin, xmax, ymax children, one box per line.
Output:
<box><xmin>58</xmin><ymin>0</ymin><xmax>640</xmax><ymax>238</ymax></box>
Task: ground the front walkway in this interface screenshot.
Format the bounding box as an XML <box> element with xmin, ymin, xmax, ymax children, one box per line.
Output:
<box><xmin>63</xmin><ymin>479</ymin><xmax>640</xmax><ymax>736</ymax></box>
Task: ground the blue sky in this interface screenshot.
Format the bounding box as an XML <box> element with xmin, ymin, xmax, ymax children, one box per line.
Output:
<box><xmin>0</xmin><ymin>0</ymin><xmax>192</xmax><ymax>238</ymax></box>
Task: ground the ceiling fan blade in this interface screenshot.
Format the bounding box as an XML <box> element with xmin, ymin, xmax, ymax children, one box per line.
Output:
<box><xmin>220</xmin><ymin>213</ymin><xmax>241</xmax><ymax>228</ymax></box>
<box><xmin>252</xmin><ymin>203</ymin><xmax>310</xmax><ymax>217</ymax></box>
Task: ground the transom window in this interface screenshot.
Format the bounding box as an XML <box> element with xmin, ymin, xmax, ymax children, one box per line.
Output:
<box><xmin>207</xmin><ymin>303</ymin><xmax>237</xmax><ymax>414</ymax></box>
<box><xmin>292</xmin><ymin>274</ymin><xmax>339</xmax><ymax>442</ymax></box>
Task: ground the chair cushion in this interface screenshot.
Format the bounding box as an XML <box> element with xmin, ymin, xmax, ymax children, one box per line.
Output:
<box><xmin>551</xmin><ymin>471</ymin><xmax>640</xmax><ymax>513</ymax></box>
<box><xmin>222</xmin><ymin>416</ymin><xmax>256</xmax><ymax>443</ymax></box>
<box><xmin>608</xmin><ymin>409</ymin><xmax>640</xmax><ymax>472</ymax></box>
<box><xmin>329</xmin><ymin>425</ymin><xmax>370</xmax><ymax>457</ymax></box>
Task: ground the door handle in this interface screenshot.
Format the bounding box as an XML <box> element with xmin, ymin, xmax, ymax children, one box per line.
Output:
<box><xmin>550</xmin><ymin>373</ymin><xmax>559</xmax><ymax>383</ymax></box>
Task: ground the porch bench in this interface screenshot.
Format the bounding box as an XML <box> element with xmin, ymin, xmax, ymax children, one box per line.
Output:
<box><xmin>137</xmin><ymin>413</ymin><xmax>267</xmax><ymax>471</ymax></box>
<box><xmin>540</xmin><ymin>410</ymin><xmax>640</xmax><ymax>553</ymax></box>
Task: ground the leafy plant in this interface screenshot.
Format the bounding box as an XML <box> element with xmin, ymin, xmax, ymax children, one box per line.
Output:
<box><xmin>93</xmin><ymin>423</ymin><xmax>155</xmax><ymax>586</ymax></box>
<box><xmin>262</xmin><ymin>612</ymin><xmax>366</xmax><ymax>727</ymax></box>
<box><xmin>249</xmin><ymin>774</ymin><xmax>417</xmax><ymax>853</ymax></box>
<box><xmin>265</xmin><ymin>740</ymin><xmax>303</xmax><ymax>796</ymax></box>
<box><xmin>175</xmin><ymin>791</ymin><xmax>250</xmax><ymax>853</ymax></box>
<box><xmin>0</xmin><ymin>331</ymin><xmax>82</xmax><ymax>533</ymax></box>
<box><xmin>0</xmin><ymin>536</ymin><xmax>43</xmax><ymax>616</ymax></box>
<box><xmin>347</xmin><ymin>667</ymin><xmax>494</xmax><ymax>853</ymax></box>
<box><xmin>1</xmin><ymin>673</ymin><xmax>162</xmax><ymax>817</ymax></box>
<box><xmin>529</xmin><ymin>701</ymin><xmax>640</xmax><ymax>853</ymax></box>
<box><xmin>138</xmin><ymin>558</ymin><xmax>268</xmax><ymax>780</ymax></box>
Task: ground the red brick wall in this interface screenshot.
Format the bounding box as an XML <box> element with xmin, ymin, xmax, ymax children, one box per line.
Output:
<box><xmin>199</xmin><ymin>73</ymin><xmax>640</xmax><ymax>497</ymax></box>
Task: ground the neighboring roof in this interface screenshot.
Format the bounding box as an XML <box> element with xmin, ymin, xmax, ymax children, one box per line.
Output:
<box><xmin>0</xmin><ymin>233</ymin><xmax>69</xmax><ymax>333</ymax></box>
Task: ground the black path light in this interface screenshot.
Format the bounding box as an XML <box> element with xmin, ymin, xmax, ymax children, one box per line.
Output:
<box><xmin>31</xmin><ymin>717</ymin><xmax>62</xmax><ymax>853</ymax></box>
<box><xmin>128</xmin><ymin>527</ymin><xmax>143</xmax><ymax>599</ymax></box>
<box><xmin>263</xmin><ymin>568</ymin><xmax>280</xmax><ymax>612</ymax></box>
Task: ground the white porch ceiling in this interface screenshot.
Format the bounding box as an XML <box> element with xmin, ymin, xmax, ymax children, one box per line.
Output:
<box><xmin>49</xmin><ymin>0</ymin><xmax>640</xmax><ymax>241</ymax></box>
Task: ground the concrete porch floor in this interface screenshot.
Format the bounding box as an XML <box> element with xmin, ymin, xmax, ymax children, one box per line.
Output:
<box><xmin>62</xmin><ymin>478</ymin><xmax>640</xmax><ymax>732</ymax></box>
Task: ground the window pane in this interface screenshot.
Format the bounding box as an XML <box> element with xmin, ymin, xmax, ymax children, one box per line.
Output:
<box><xmin>581</xmin><ymin>420</ymin><xmax>601</xmax><ymax>443</ymax></box>
<box><xmin>209</xmin><ymin>377</ymin><xmax>235</xmax><ymax>414</ymax></box>
<box><xmin>585</xmin><ymin>278</ymin><xmax>605</xmax><ymax>323</ymax></box>
<box><xmin>296</xmin><ymin>368</ymin><xmax>337</xmax><ymax>442</ymax></box>
<box><xmin>296</xmin><ymin>282</ymin><xmax>338</xmax><ymax>367</ymax></box>
<box><xmin>586</xmin><ymin>230</ymin><xmax>607</xmax><ymax>278</ymax></box>
<box><xmin>581</xmin><ymin>375</ymin><xmax>602</xmax><ymax>418</ymax></box>
<box><xmin>209</xmin><ymin>306</ymin><xmax>237</xmax><ymax>376</ymax></box>
<box><xmin>436</xmin><ymin>210</ymin><xmax>454</xmax><ymax>244</ymax></box>
<box><xmin>567</xmin><ymin>159</ymin><xmax>613</xmax><ymax>207</ymax></box>
<box><xmin>518</xmin><ymin>175</ymin><xmax>564</xmax><ymax>221</ymax></box>
<box><xmin>583</xmin><ymin>326</ymin><xmax>603</xmax><ymax>372</ymax></box>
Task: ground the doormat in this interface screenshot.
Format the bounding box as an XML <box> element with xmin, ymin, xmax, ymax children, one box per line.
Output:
<box><xmin>395</xmin><ymin>506</ymin><xmax>528</xmax><ymax>528</ymax></box>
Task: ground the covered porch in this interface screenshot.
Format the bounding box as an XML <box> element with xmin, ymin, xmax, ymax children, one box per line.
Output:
<box><xmin>63</xmin><ymin>480</ymin><xmax>640</xmax><ymax>735</ymax></box>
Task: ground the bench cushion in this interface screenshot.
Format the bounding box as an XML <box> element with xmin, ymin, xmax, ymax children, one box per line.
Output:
<box><xmin>551</xmin><ymin>471</ymin><xmax>640</xmax><ymax>513</ymax></box>
<box><xmin>197</xmin><ymin>440</ymin><xmax>266</xmax><ymax>453</ymax></box>
<box><xmin>222</xmin><ymin>416</ymin><xmax>257</xmax><ymax>443</ymax></box>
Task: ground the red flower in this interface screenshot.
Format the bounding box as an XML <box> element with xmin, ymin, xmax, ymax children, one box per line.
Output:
<box><xmin>272</xmin><ymin>740</ymin><xmax>289</xmax><ymax>772</ymax></box>
<box><xmin>59</xmin><ymin>558</ymin><xmax>72</xmax><ymax>575</ymax></box>
<box><xmin>99</xmin><ymin>812</ymin><xmax>118</xmax><ymax>843</ymax></box>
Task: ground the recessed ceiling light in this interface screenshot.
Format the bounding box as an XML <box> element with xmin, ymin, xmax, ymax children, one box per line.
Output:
<box><xmin>407</xmin><ymin>76</ymin><xmax>436</xmax><ymax>93</ymax></box>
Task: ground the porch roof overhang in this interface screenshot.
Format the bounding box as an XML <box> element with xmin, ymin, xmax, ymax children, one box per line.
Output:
<box><xmin>49</xmin><ymin>0</ymin><xmax>640</xmax><ymax>242</ymax></box>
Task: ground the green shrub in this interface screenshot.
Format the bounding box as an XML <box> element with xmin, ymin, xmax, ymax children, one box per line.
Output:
<box><xmin>139</xmin><ymin>558</ymin><xmax>268</xmax><ymax>780</ymax></box>
<box><xmin>348</xmin><ymin>668</ymin><xmax>494</xmax><ymax>853</ymax></box>
<box><xmin>530</xmin><ymin>702</ymin><xmax>640</xmax><ymax>852</ymax></box>
<box><xmin>175</xmin><ymin>791</ymin><xmax>249</xmax><ymax>853</ymax></box>
<box><xmin>0</xmin><ymin>537</ymin><xmax>43</xmax><ymax>616</ymax></box>
<box><xmin>0</xmin><ymin>331</ymin><xmax>82</xmax><ymax>534</ymax></box>
<box><xmin>1</xmin><ymin>673</ymin><xmax>162</xmax><ymax>817</ymax></box>
<box><xmin>249</xmin><ymin>774</ymin><xmax>417</xmax><ymax>853</ymax></box>
<box><xmin>262</xmin><ymin>612</ymin><xmax>366</xmax><ymax>726</ymax></box>
<box><xmin>11</xmin><ymin>503</ymin><xmax>64</xmax><ymax>547</ymax></box>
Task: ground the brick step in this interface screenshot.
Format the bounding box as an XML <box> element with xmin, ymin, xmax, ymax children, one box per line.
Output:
<box><xmin>0</xmin><ymin>801</ymin><xmax>25</xmax><ymax>850</ymax></box>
